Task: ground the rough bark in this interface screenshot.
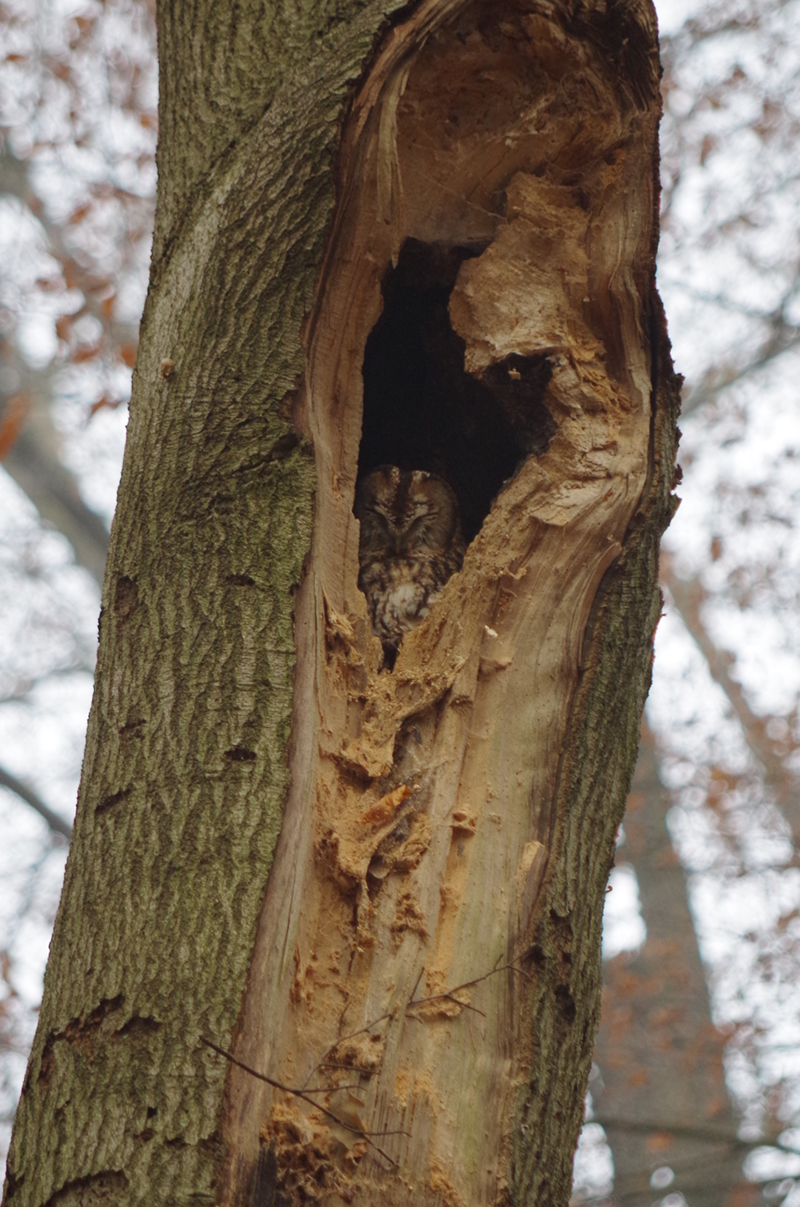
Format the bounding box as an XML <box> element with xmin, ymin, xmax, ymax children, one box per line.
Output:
<box><xmin>594</xmin><ymin>727</ymin><xmax>755</xmax><ymax>1207</ymax></box>
<box><xmin>3</xmin><ymin>2</ymin><xmax>678</xmax><ymax>1206</ymax></box>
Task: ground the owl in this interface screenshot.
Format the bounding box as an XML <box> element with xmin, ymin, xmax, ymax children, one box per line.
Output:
<box><xmin>354</xmin><ymin>466</ymin><xmax>466</xmax><ymax>667</ymax></box>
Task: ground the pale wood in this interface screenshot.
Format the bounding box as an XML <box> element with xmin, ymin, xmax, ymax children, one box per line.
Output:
<box><xmin>220</xmin><ymin>2</ymin><xmax>665</xmax><ymax>1203</ymax></box>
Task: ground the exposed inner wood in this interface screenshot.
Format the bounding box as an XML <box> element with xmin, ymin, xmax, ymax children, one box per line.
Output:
<box><xmin>219</xmin><ymin>1</ymin><xmax>658</xmax><ymax>1202</ymax></box>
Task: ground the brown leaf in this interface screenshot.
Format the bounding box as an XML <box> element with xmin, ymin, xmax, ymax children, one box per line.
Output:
<box><xmin>55</xmin><ymin>315</ymin><xmax>73</xmax><ymax>341</ymax></box>
<box><xmin>88</xmin><ymin>393</ymin><xmax>121</xmax><ymax>419</ymax></box>
<box><xmin>0</xmin><ymin>395</ymin><xmax>30</xmax><ymax>460</ymax></box>
<box><xmin>119</xmin><ymin>342</ymin><xmax>138</xmax><ymax>368</ymax></box>
<box><xmin>73</xmin><ymin>343</ymin><xmax>102</xmax><ymax>364</ymax></box>
<box><xmin>67</xmin><ymin>203</ymin><xmax>91</xmax><ymax>225</ymax></box>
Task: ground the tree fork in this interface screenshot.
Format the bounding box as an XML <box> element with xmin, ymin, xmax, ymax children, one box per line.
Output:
<box><xmin>3</xmin><ymin>2</ymin><xmax>679</xmax><ymax>1205</ymax></box>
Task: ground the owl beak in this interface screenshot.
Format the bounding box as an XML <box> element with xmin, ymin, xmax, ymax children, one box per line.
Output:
<box><xmin>395</xmin><ymin>532</ymin><xmax>403</xmax><ymax>555</ymax></box>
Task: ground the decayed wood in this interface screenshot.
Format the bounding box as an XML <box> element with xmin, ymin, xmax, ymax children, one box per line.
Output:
<box><xmin>220</xmin><ymin>2</ymin><xmax>666</xmax><ymax>1204</ymax></box>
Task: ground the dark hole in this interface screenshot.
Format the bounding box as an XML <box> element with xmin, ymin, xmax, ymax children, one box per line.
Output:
<box><xmin>95</xmin><ymin>786</ymin><xmax>131</xmax><ymax>816</ymax></box>
<box><xmin>224</xmin><ymin>746</ymin><xmax>257</xmax><ymax>763</ymax></box>
<box><xmin>555</xmin><ymin>983</ymin><xmax>577</xmax><ymax>1024</ymax></box>
<box><xmin>357</xmin><ymin>237</ymin><xmax>555</xmax><ymax>542</ymax></box>
<box><xmin>251</xmin><ymin>1144</ymin><xmax>279</xmax><ymax>1207</ymax></box>
<box><xmin>114</xmin><ymin>575</ymin><xmax>139</xmax><ymax>620</ymax></box>
<box><xmin>527</xmin><ymin>944</ymin><xmax>546</xmax><ymax>968</ymax></box>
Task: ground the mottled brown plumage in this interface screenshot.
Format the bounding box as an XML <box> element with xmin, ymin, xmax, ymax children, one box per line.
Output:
<box><xmin>354</xmin><ymin>466</ymin><xmax>465</xmax><ymax>666</ymax></box>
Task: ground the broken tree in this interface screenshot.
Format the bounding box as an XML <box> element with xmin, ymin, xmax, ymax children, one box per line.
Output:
<box><xmin>3</xmin><ymin>1</ymin><xmax>680</xmax><ymax>1204</ymax></box>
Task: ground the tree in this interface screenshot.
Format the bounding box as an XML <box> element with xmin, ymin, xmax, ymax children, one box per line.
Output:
<box><xmin>593</xmin><ymin>725</ymin><xmax>754</xmax><ymax>1207</ymax></box>
<box><xmin>3</xmin><ymin>1</ymin><xmax>680</xmax><ymax>1204</ymax></box>
<box><xmin>581</xmin><ymin>3</ymin><xmax>800</xmax><ymax>1199</ymax></box>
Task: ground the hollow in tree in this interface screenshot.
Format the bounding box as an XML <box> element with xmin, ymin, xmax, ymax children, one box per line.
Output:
<box><xmin>4</xmin><ymin>3</ymin><xmax>680</xmax><ymax>1205</ymax></box>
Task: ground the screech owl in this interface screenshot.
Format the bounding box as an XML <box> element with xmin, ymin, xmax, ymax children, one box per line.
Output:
<box><xmin>354</xmin><ymin>466</ymin><xmax>466</xmax><ymax>667</ymax></box>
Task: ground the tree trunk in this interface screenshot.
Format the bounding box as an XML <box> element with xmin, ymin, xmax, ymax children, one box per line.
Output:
<box><xmin>594</xmin><ymin>726</ymin><xmax>756</xmax><ymax>1206</ymax></box>
<box><xmin>3</xmin><ymin>2</ymin><xmax>678</xmax><ymax>1205</ymax></box>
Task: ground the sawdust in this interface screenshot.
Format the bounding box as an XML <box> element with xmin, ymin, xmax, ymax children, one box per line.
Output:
<box><xmin>391</xmin><ymin>891</ymin><xmax>428</xmax><ymax>941</ymax></box>
<box><xmin>260</xmin><ymin>1103</ymin><xmax>367</xmax><ymax>1203</ymax></box>
<box><xmin>429</xmin><ymin>1162</ymin><xmax>468</xmax><ymax>1207</ymax></box>
<box><xmin>327</xmin><ymin>1032</ymin><xmax>385</xmax><ymax>1078</ymax></box>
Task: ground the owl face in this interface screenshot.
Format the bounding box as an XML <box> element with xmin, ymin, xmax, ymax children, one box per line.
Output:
<box><xmin>354</xmin><ymin>467</ymin><xmax>461</xmax><ymax>562</ymax></box>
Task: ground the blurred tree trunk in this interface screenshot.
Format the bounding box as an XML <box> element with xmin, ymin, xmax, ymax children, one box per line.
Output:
<box><xmin>594</xmin><ymin>726</ymin><xmax>757</xmax><ymax>1206</ymax></box>
<box><xmin>3</xmin><ymin>2</ymin><xmax>679</xmax><ymax>1205</ymax></box>
<box><xmin>0</xmin><ymin>375</ymin><xmax>110</xmax><ymax>585</ymax></box>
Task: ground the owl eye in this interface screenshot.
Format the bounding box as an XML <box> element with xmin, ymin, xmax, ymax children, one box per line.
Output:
<box><xmin>404</xmin><ymin>514</ymin><xmax>434</xmax><ymax>539</ymax></box>
<box><xmin>371</xmin><ymin>509</ymin><xmax>393</xmax><ymax>531</ymax></box>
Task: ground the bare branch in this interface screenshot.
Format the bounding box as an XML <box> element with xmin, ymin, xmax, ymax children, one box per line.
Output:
<box><xmin>0</xmin><ymin>147</ymin><xmax>114</xmax><ymax>586</ymax></box>
<box><xmin>680</xmin><ymin>315</ymin><xmax>800</xmax><ymax>417</ymax></box>
<box><xmin>0</xmin><ymin>765</ymin><xmax>72</xmax><ymax>841</ymax></box>
<box><xmin>200</xmin><ymin>1037</ymin><xmax>401</xmax><ymax>1168</ymax></box>
<box><xmin>663</xmin><ymin>561</ymin><xmax>791</xmax><ymax>797</ymax></box>
<box><xmin>2</xmin><ymin>410</ymin><xmax>109</xmax><ymax>586</ymax></box>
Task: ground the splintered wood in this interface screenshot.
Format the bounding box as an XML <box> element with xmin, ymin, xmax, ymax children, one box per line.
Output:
<box><xmin>219</xmin><ymin>1</ymin><xmax>660</xmax><ymax>1203</ymax></box>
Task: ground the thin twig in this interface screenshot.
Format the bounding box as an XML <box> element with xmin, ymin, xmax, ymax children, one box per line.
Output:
<box><xmin>203</xmin><ymin>950</ymin><xmax>540</xmax><ymax>1177</ymax></box>
<box><xmin>663</xmin><ymin>563</ymin><xmax>792</xmax><ymax>797</ymax></box>
<box><xmin>595</xmin><ymin>1113</ymin><xmax>800</xmax><ymax>1154</ymax></box>
<box><xmin>409</xmin><ymin>966</ymin><xmax>425</xmax><ymax>1000</ymax></box>
<box><xmin>301</xmin><ymin>1011</ymin><xmax>394</xmax><ymax>1090</ymax></box>
<box><xmin>302</xmin><ymin>1083</ymin><xmax>362</xmax><ymax>1093</ymax></box>
<box><xmin>200</xmin><ymin>1037</ymin><xmax>400</xmax><ymax>1168</ymax></box>
<box><xmin>0</xmin><ymin>765</ymin><xmax>72</xmax><ymax>841</ymax></box>
<box><xmin>318</xmin><ymin>1062</ymin><xmax>377</xmax><ymax>1076</ymax></box>
<box><xmin>406</xmin><ymin>995</ymin><xmax>486</xmax><ymax>1020</ymax></box>
<box><xmin>407</xmin><ymin>958</ymin><xmax>533</xmax><ymax>1012</ymax></box>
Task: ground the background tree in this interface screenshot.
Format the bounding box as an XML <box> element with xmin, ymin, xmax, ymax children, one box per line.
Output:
<box><xmin>575</xmin><ymin>2</ymin><xmax>800</xmax><ymax>1202</ymax></box>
